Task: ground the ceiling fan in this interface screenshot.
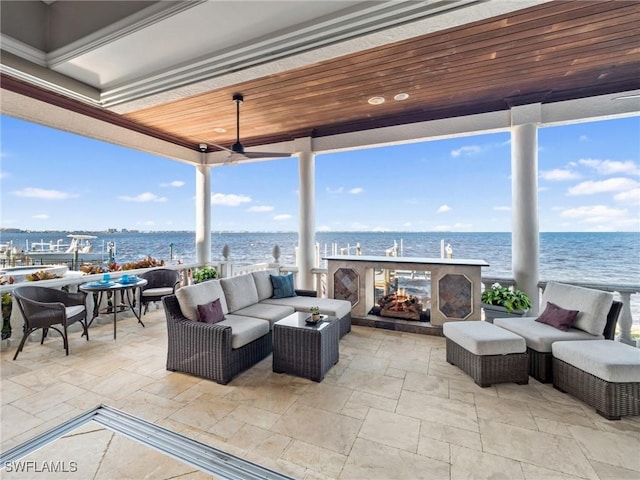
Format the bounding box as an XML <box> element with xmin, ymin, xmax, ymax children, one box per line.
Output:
<box><xmin>208</xmin><ymin>93</ymin><xmax>291</xmax><ymax>162</ymax></box>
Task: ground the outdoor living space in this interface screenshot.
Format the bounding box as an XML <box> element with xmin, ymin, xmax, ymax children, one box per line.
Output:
<box><xmin>1</xmin><ymin>308</ymin><xmax>639</xmax><ymax>479</ymax></box>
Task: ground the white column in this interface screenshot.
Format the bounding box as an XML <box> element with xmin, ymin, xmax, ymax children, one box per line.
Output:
<box><xmin>195</xmin><ymin>163</ymin><xmax>211</xmax><ymax>265</ymax></box>
<box><xmin>297</xmin><ymin>138</ymin><xmax>315</xmax><ymax>290</ymax></box>
<box><xmin>511</xmin><ymin>105</ymin><xmax>541</xmax><ymax>314</ymax></box>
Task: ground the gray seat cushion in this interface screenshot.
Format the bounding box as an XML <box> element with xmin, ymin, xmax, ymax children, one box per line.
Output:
<box><xmin>494</xmin><ymin>317</ymin><xmax>602</xmax><ymax>352</ymax></box>
<box><xmin>142</xmin><ymin>287</ymin><xmax>174</xmax><ymax>297</ymax></box>
<box><xmin>552</xmin><ymin>340</ymin><xmax>640</xmax><ymax>383</ymax></box>
<box><xmin>261</xmin><ymin>296</ymin><xmax>351</xmax><ymax>318</ymax></box>
<box><xmin>232</xmin><ymin>303</ymin><xmax>295</xmax><ymax>327</ymax></box>
<box><xmin>218</xmin><ymin>315</ymin><xmax>270</xmax><ymax>349</ymax></box>
<box><xmin>443</xmin><ymin>321</ymin><xmax>526</xmax><ymax>356</ymax></box>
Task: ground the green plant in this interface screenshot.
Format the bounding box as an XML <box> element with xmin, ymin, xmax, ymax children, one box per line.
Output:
<box><xmin>310</xmin><ymin>306</ymin><xmax>320</xmax><ymax>315</ymax></box>
<box><xmin>192</xmin><ymin>266</ymin><xmax>218</xmax><ymax>284</ymax></box>
<box><xmin>481</xmin><ymin>283</ymin><xmax>532</xmax><ymax>313</ymax></box>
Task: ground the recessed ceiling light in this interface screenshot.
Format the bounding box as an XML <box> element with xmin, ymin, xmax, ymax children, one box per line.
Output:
<box><xmin>394</xmin><ymin>93</ymin><xmax>409</xmax><ymax>101</ymax></box>
<box><xmin>213</xmin><ymin>127</ymin><xmax>226</xmax><ymax>133</ymax></box>
<box><xmin>368</xmin><ymin>96</ymin><xmax>385</xmax><ymax>105</ymax></box>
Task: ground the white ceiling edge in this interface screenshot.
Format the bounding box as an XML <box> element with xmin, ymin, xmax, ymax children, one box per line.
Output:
<box><xmin>0</xmin><ymin>89</ymin><xmax>201</xmax><ymax>165</ymax></box>
<box><xmin>312</xmin><ymin>91</ymin><xmax>640</xmax><ymax>154</ymax></box>
<box><xmin>109</xmin><ymin>0</ymin><xmax>551</xmax><ymax>114</ymax></box>
<box><xmin>3</xmin><ymin>87</ymin><xmax>636</xmax><ymax>169</ymax></box>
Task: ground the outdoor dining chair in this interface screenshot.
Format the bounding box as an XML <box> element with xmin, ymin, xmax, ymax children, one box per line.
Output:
<box><xmin>12</xmin><ymin>285</ymin><xmax>88</xmax><ymax>360</ymax></box>
<box><xmin>138</xmin><ymin>268</ymin><xmax>181</xmax><ymax>316</ymax></box>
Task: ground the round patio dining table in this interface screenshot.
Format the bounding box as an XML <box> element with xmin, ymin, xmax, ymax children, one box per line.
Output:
<box><xmin>79</xmin><ymin>276</ymin><xmax>147</xmax><ymax>340</ymax></box>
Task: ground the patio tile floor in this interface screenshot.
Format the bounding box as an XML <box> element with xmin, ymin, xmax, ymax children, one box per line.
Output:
<box><xmin>1</xmin><ymin>306</ymin><xmax>639</xmax><ymax>479</ymax></box>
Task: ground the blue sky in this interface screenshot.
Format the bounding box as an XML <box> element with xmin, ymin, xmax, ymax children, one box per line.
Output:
<box><xmin>1</xmin><ymin>115</ymin><xmax>639</xmax><ymax>233</ymax></box>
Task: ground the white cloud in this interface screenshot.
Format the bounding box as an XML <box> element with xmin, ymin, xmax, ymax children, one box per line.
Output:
<box><xmin>433</xmin><ymin>225</ymin><xmax>452</xmax><ymax>232</ymax></box>
<box><xmin>137</xmin><ymin>220</ymin><xmax>156</xmax><ymax>226</ymax></box>
<box><xmin>437</xmin><ymin>204</ymin><xmax>451</xmax><ymax>213</ymax></box>
<box><xmin>579</xmin><ymin>159</ymin><xmax>640</xmax><ymax>176</ymax></box>
<box><xmin>160</xmin><ymin>180</ymin><xmax>185</xmax><ymax>187</ymax></box>
<box><xmin>32</xmin><ymin>213</ymin><xmax>49</xmax><ymax>219</ymax></box>
<box><xmin>403</xmin><ymin>222</ymin><xmax>412</xmax><ymax>227</ymax></box>
<box><xmin>560</xmin><ymin>204</ymin><xmax>639</xmax><ymax>230</ymax></box>
<box><xmin>372</xmin><ymin>226</ymin><xmax>388</xmax><ymax>232</ymax></box>
<box><xmin>351</xmin><ymin>222</ymin><xmax>370</xmax><ymax>230</ymax></box>
<box><xmin>349</xmin><ymin>187</ymin><xmax>364</xmax><ymax>194</ymax></box>
<box><xmin>493</xmin><ymin>206</ymin><xmax>511</xmax><ymax>211</ymax></box>
<box><xmin>451</xmin><ymin>145</ymin><xmax>482</xmax><ymax>157</ymax></box>
<box><xmin>579</xmin><ymin>135</ymin><xmax>589</xmax><ymax>142</ymax></box>
<box><xmin>326</xmin><ymin>187</ymin><xmax>344</xmax><ymax>194</ymax></box>
<box><xmin>248</xmin><ymin>205</ymin><xmax>274</xmax><ymax>212</ymax></box>
<box><xmin>211</xmin><ymin>193</ymin><xmax>251</xmax><ymax>206</ymax></box>
<box><xmin>119</xmin><ymin>192</ymin><xmax>167</xmax><ymax>202</ymax></box>
<box><xmin>567</xmin><ymin>178</ymin><xmax>639</xmax><ymax>196</ymax></box>
<box><xmin>0</xmin><ymin>171</ymin><xmax>8</xmax><ymax>179</ymax></box>
<box><xmin>454</xmin><ymin>223</ymin><xmax>472</xmax><ymax>229</ymax></box>
<box><xmin>559</xmin><ymin>205</ymin><xmax>627</xmax><ymax>222</ymax></box>
<box><xmin>317</xmin><ymin>225</ymin><xmax>332</xmax><ymax>232</ymax></box>
<box><xmin>540</xmin><ymin>169</ymin><xmax>581</xmax><ymax>181</ymax></box>
<box><xmin>12</xmin><ymin>187</ymin><xmax>79</xmax><ymax>200</ymax></box>
<box><xmin>614</xmin><ymin>188</ymin><xmax>640</xmax><ymax>204</ymax></box>
<box><xmin>273</xmin><ymin>214</ymin><xmax>292</xmax><ymax>221</ymax></box>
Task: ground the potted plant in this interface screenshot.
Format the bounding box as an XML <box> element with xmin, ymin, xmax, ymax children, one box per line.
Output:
<box><xmin>310</xmin><ymin>306</ymin><xmax>321</xmax><ymax>322</ymax></box>
<box><xmin>192</xmin><ymin>266</ymin><xmax>218</xmax><ymax>284</ymax></box>
<box><xmin>481</xmin><ymin>283</ymin><xmax>532</xmax><ymax>323</ymax></box>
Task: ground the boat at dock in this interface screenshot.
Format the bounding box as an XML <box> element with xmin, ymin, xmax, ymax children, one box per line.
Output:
<box><xmin>25</xmin><ymin>235</ymin><xmax>111</xmax><ymax>265</ymax></box>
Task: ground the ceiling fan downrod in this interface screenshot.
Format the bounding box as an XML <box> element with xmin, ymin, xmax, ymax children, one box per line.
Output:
<box><xmin>231</xmin><ymin>93</ymin><xmax>244</xmax><ymax>154</ymax></box>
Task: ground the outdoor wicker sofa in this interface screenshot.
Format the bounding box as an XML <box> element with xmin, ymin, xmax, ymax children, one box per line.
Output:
<box><xmin>494</xmin><ymin>282</ymin><xmax>623</xmax><ymax>383</ymax></box>
<box><xmin>163</xmin><ymin>294</ymin><xmax>272</xmax><ymax>384</ymax></box>
<box><xmin>162</xmin><ymin>270</ymin><xmax>351</xmax><ymax>384</ymax></box>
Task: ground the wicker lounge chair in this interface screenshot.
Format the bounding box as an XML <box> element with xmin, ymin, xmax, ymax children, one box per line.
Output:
<box><xmin>162</xmin><ymin>294</ymin><xmax>272</xmax><ymax>384</ymax></box>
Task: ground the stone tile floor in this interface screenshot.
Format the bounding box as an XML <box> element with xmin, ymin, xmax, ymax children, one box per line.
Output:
<box><xmin>1</xmin><ymin>306</ymin><xmax>639</xmax><ymax>479</ymax></box>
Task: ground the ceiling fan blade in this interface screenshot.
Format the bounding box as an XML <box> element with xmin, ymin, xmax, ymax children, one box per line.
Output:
<box><xmin>205</xmin><ymin>142</ymin><xmax>233</xmax><ymax>153</ymax></box>
<box><xmin>241</xmin><ymin>151</ymin><xmax>292</xmax><ymax>159</ymax></box>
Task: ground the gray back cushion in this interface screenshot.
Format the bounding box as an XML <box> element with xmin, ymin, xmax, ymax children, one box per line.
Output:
<box><xmin>252</xmin><ymin>269</ymin><xmax>277</xmax><ymax>301</ymax></box>
<box><xmin>220</xmin><ymin>274</ymin><xmax>259</xmax><ymax>312</ymax></box>
<box><xmin>175</xmin><ymin>279</ymin><xmax>228</xmax><ymax>321</ymax></box>
<box><xmin>541</xmin><ymin>282</ymin><xmax>613</xmax><ymax>336</ymax></box>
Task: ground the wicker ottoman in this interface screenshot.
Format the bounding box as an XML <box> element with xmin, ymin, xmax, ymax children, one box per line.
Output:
<box><xmin>443</xmin><ymin>321</ymin><xmax>529</xmax><ymax>388</ymax></box>
<box><xmin>273</xmin><ymin>312</ymin><xmax>339</xmax><ymax>382</ymax></box>
<box><xmin>552</xmin><ymin>340</ymin><xmax>640</xmax><ymax>420</ymax></box>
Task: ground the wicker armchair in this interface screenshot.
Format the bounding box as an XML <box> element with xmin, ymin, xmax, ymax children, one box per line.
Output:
<box><xmin>138</xmin><ymin>268</ymin><xmax>180</xmax><ymax>316</ymax></box>
<box><xmin>162</xmin><ymin>295</ymin><xmax>272</xmax><ymax>384</ymax></box>
<box><xmin>13</xmin><ymin>285</ymin><xmax>88</xmax><ymax>360</ymax></box>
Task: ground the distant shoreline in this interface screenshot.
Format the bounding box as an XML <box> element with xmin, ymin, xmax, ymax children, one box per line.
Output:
<box><xmin>2</xmin><ymin>229</ymin><xmax>639</xmax><ymax>235</ymax></box>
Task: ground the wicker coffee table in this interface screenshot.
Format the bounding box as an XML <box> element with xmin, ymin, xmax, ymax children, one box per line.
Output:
<box><xmin>273</xmin><ymin>312</ymin><xmax>339</xmax><ymax>382</ymax></box>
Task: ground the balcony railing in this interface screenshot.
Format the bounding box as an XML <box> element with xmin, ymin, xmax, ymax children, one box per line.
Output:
<box><xmin>1</xmin><ymin>259</ymin><xmax>637</xmax><ymax>348</ymax></box>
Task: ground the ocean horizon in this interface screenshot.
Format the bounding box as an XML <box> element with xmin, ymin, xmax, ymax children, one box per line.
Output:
<box><xmin>2</xmin><ymin>230</ymin><xmax>639</xmax><ymax>322</ymax></box>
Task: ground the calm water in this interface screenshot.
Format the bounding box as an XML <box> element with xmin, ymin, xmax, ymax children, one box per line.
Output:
<box><xmin>3</xmin><ymin>231</ymin><xmax>639</xmax><ymax>318</ymax></box>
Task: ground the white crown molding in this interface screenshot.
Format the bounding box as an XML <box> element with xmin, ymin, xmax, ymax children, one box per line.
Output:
<box><xmin>0</xmin><ymin>34</ymin><xmax>47</xmax><ymax>66</ymax></box>
<box><xmin>46</xmin><ymin>1</ymin><xmax>205</xmax><ymax>67</ymax></box>
<box><xmin>108</xmin><ymin>0</ymin><xmax>549</xmax><ymax>113</ymax></box>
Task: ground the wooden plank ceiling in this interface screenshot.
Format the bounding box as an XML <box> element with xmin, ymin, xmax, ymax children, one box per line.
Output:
<box><xmin>5</xmin><ymin>1</ymin><xmax>640</xmax><ymax>153</ymax></box>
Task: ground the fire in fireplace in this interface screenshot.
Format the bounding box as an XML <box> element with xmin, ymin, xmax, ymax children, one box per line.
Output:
<box><xmin>376</xmin><ymin>288</ymin><xmax>425</xmax><ymax>321</ymax></box>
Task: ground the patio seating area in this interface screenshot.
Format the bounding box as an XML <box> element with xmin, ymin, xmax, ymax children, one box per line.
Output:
<box><xmin>1</xmin><ymin>307</ymin><xmax>639</xmax><ymax>479</ymax></box>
